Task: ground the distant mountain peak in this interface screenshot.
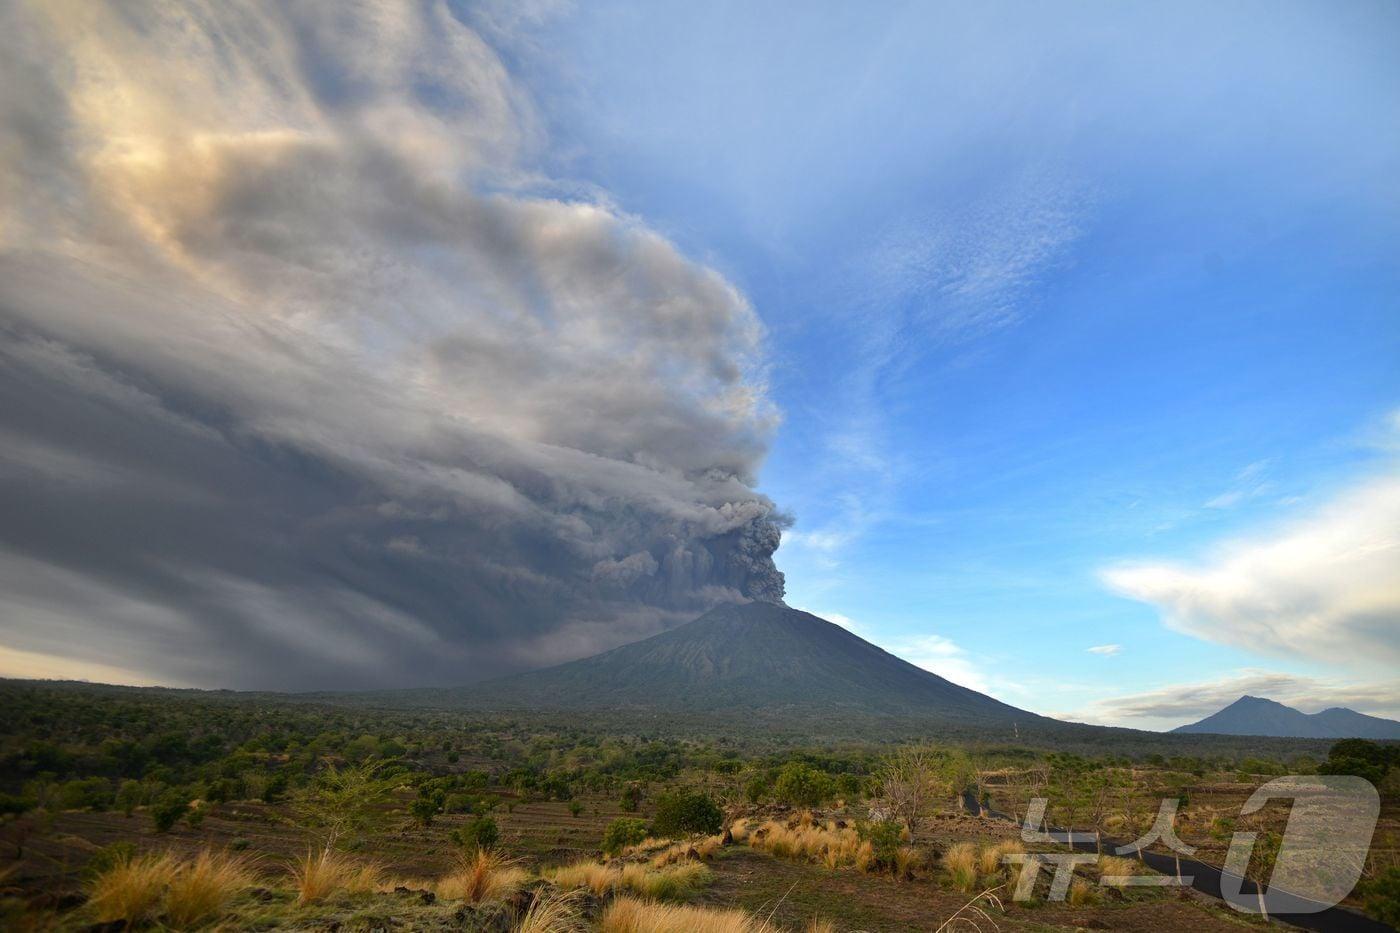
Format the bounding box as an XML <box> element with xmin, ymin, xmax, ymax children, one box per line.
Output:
<box><xmin>1174</xmin><ymin>695</ymin><xmax>1400</xmax><ymax>739</ymax></box>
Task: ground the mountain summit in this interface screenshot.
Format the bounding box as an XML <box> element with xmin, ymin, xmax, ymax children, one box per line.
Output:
<box><xmin>453</xmin><ymin>601</ymin><xmax>1036</xmax><ymax>722</ymax></box>
<box><xmin>1173</xmin><ymin>695</ymin><xmax>1400</xmax><ymax>739</ymax></box>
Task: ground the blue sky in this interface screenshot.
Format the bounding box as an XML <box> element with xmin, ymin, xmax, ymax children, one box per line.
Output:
<box><xmin>492</xmin><ymin>0</ymin><xmax>1400</xmax><ymax>725</ymax></box>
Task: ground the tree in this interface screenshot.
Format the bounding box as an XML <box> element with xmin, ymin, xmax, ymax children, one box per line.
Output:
<box><xmin>874</xmin><ymin>747</ymin><xmax>939</xmax><ymax>832</ymax></box>
<box><xmin>602</xmin><ymin>817</ymin><xmax>650</xmax><ymax>856</ymax></box>
<box><xmin>651</xmin><ymin>790</ymin><xmax>722</xmax><ymax>836</ymax></box>
<box><xmin>289</xmin><ymin>759</ymin><xmax>399</xmax><ymax>848</ymax></box>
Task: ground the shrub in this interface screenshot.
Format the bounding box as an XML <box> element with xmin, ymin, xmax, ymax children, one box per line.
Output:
<box><xmin>652</xmin><ymin>790</ymin><xmax>721</xmax><ymax>837</ymax></box>
<box><xmin>456</xmin><ymin>815</ymin><xmax>499</xmax><ymax>851</ymax></box>
<box><xmin>1362</xmin><ymin>866</ymin><xmax>1400</xmax><ymax>927</ymax></box>
<box><xmin>569</xmin><ymin>800</ymin><xmax>584</xmax><ymax>818</ymax></box>
<box><xmin>85</xmin><ymin>842</ymin><xmax>137</xmax><ymax>880</ymax></box>
<box><xmin>603</xmin><ymin>817</ymin><xmax>651</xmax><ymax>856</ymax></box>
<box><xmin>151</xmin><ymin>790</ymin><xmax>190</xmax><ymax>833</ymax></box>
<box><xmin>620</xmin><ymin>783</ymin><xmax>643</xmax><ymax>812</ymax></box>
<box><xmin>744</xmin><ymin>775</ymin><xmax>770</xmax><ymax>804</ymax></box>
<box><xmin>774</xmin><ymin>764</ymin><xmax>834</xmax><ymax>808</ymax></box>
<box><xmin>858</xmin><ymin>819</ymin><xmax>905</xmax><ymax>869</ymax></box>
<box><xmin>115</xmin><ymin>780</ymin><xmax>142</xmax><ymax>816</ymax></box>
<box><xmin>410</xmin><ymin>797</ymin><xmax>439</xmax><ymax>827</ymax></box>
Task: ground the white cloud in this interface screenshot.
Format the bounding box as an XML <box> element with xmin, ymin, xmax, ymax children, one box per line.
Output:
<box><xmin>895</xmin><ymin>634</ymin><xmax>992</xmax><ymax>695</ymax></box>
<box><xmin>1086</xmin><ymin>644</ymin><xmax>1122</xmax><ymax>656</ymax></box>
<box><xmin>1065</xmin><ymin>669</ymin><xmax>1400</xmax><ymax>730</ymax></box>
<box><xmin>1102</xmin><ymin>470</ymin><xmax>1400</xmax><ymax>671</ymax></box>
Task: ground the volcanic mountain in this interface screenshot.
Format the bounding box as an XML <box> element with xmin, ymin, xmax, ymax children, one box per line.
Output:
<box><xmin>1173</xmin><ymin>695</ymin><xmax>1400</xmax><ymax>739</ymax></box>
<box><xmin>449</xmin><ymin>601</ymin><xmax>1038</xmax><ymax>723</ymax></box>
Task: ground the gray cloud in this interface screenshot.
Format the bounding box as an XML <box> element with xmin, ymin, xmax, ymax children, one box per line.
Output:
<box><xmin>0</xmin><ymin>1</ymin><xmax>785</xmax><ymax>689</ymax></box>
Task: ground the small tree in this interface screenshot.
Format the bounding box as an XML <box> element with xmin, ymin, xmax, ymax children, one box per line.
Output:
<box><xmin>289</xmin><ymin>759</ymin><xmax>399</xmax><ymax>848</ymax></box>
<box><xmin>874</xmin><ymin>747</ymin><xmax>939</xmax><ymax>832</ymax></box>
<box><xmin>602</xmin><ymin>817</ymin><xmax>649</xmax><ymax>856</ymax></box>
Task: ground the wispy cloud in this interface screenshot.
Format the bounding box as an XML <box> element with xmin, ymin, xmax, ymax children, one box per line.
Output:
<box><xmin>894</xmin><ymin>633</ymin><xmax>993</xmax><ymax>695</ymax></box>
<box><xmin>1086</xmin><ymin>644</ymin><xmax>1122</xmax><ymax>656</ymax></box>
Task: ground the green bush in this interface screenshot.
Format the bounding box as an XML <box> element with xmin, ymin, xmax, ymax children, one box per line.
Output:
<box><xmin>1361</xmin><ymin>867</ymin><xmax>1400</xmax><ymax>927</ymax></box>
<box><xmin>602</xmin><ymin>817</ymin><xmax>650</xmax><ymax>856</ymax></box>
<box><xmin>150</xmin><ymin>790</ymin><xmax>189</xmax><ymax>833</ymax></box>
<box><xmin>651</xmin><ymin>790</ymin><xmax>721</xmax><ymax>837</ymax></box>
<box><xmin>859</xmin><ymin>819</ymin><xmax>904</xmax><ymax>867</ymax></box>
<box><xmin>620</xmin><ymin>783</ymin><xmax>643</xmax><ymax>812</ymax></box>
<box><xmin>410</xmin><ymin>797</ymin><xmax>439</xmax><ymax>827</ymax></box>
<box><xmin>773</xmin><ymin>763</ymin><xmax>834</xmax><ymax>808</ymax></box>
<box><xmin>453</xmin><ymin>815</ymin><xmax>499</xmax><ymax>851</ymax></box>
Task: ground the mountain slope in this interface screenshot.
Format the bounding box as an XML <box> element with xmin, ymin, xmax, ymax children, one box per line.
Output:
<box><xmin>1173</xmin><ymin>696</ymin><xmax>1400</xmax><ymax>739</ymax></box>
<box><xmin>450</xmin><ymin>601</ymin><xmax>1038</xmax><ymax>722</ymax></box>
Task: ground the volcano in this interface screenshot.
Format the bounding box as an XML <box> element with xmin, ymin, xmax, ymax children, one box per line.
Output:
<box><xmin>450</xmin><ymin>601</ymin><xmax>1039</xmax><ymax>723</ymax></box>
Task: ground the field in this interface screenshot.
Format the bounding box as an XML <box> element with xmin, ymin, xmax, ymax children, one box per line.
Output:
<box><xmin>1</xmin><ymin>681</ymin><xmax>1396</xmax><ymax>931</ymax></box>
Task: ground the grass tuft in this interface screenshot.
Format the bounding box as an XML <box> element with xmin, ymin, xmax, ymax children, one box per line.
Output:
<box><xmin>164</xmin><ymin>849</ymin><xmax>252</xmax><ymax>929</ymax></box>
<box><xmin>291</xmin><ymin>847</ymin><xmax>381</xmax><ymax>904</ymax></box>
<box><xmin>517</xmin><ymin>888</ymin><xmax>586</xmax><ymax>933</ymax></box>
<box><xmin>87</xmin><ymin>851</ymin><xmax>178</xmax><ymax>926</ymax></box>
<box><xmin>602</xmin><ymin>895</ymin><xmax>777</xmax><ymax>933</ymax></box>
<box><xmin>436</xmin><ymin>848</ymin><xmax>528</xmax><ymax>904</ymax></box>
<box><xmin>942</xmin><ymin>842</ymin><xmax>979</xmax><ymax>893</ymax></box>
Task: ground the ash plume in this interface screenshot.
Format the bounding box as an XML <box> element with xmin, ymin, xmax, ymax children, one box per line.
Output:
<box><xmin>0</xmin><ymin>1</ymin><xmax>784</xmax><ymax>689</ymax></box>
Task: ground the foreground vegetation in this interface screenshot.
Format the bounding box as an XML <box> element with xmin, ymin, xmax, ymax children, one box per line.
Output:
<box><xmin>1</xmin><ymin>680</ymin><xmax>1396</xmax><ymax>929</ymax></box>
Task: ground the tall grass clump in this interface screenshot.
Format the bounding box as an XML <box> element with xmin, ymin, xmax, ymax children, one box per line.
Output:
<box><xmin>87</xmin><ymin>851</ymin><xmax>178</xmax><ymax>926</ymax></box>
<box><xmin>517</xmin><ymin>888</ymin><xmax>586</xmax><ymax>933</ymax></box>
<box><xmin>942</xmin><ymin>842</ymin><xmax>979</xmax><ymax>893</ymax></box>
<box><xmin>602</xmin><ymin>895</ymin><xmax>777</xmax><ymax>933</ymax></box>
<box><xmin>164</xmin><ymin>850</ymin><xmax>252</xmax><ymax>929</ymax></box>
<box><xmin>548</xmin><ymin>859</ymin><xmax>617</xmax><ymax>896</ymax></box>
<box><xmin>1096</xmin><ymin>854</ymin><xmax>1140</xmax><ymax>886</ymax></box>
<box><xmin>436</xmin><ymin>848</ymin><xmax>528</xmax><ymax>904</ymax></box>
<box><xmin>292</xmin><ymin>847</ymin><xmax>381</xmax><ymax>904</ymax></box>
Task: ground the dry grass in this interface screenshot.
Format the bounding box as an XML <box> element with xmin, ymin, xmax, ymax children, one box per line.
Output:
<box><xmin>853</xmin><ymin>840</ymin><xmax>877</xmax><ymax>874</ymax></box>
<box><xmin>804</xmin><ymin>920</ymin><xmax>837</xmax><ymax>933</ymax></box>
<box><xmin>602</xmin><ymin>895</ymin><xmax>777</xmax><ymax>933</ymax></box>
<box><xmin>942</xmin><ymin>842</ymin><xmax>979</xmax><ymax>893</ymax></box>
<box><xmin>548</xmin><ymin>859</ymin><xmax>617</xmax><ymax>896</ymax></box>
<box><xmin>548</xmin><ymin>858</ymin><xmax>711</xmax><ymax>902</ymax></box>
<box><xmin>747</xmin><ymin>820</ymin><xmax>863</xmax><ymax>871</ymax></box>
<box><xmin>649</xmin><ymin>835</ymin><xmax>723</xmax><ymax>867</ymax></box>
<box><xmin>728</xmin><ymin>819</ymin><xmax>752</xmax><ymax>843</ymax></box>
<box><xmin>1097</xmin><ymin>854</ymin><xmax>1140</xmax><ymax>885</ymax></box>
<box><xmin>87</xmin><ymin>851</ymin><xmax>178</xmax><ymax>926</ymax></box>
<box><xmin>164</xmin><ymin>850</ymin><xmax>252</xmax><ymax>929</ymax></box>
<box><xmin>291</xmin><ymin>847</ymin><xmax>380</xmax><ymax>904</ymax></box>
<box><xmin>893</xmin><ymin>845</ymin><xmax>923</xmax><ymax>879</ymax></box>
<box><xmin>436</xmin><ymin>848</ymin><xmax>529</xmax><ymax>904</ymax></box>
<box><xmin>517</xmin><ymin>888</ymin><xmax>586</xmax><ymax>933</ymax></box>
<box><xmin>1067</xmin><ymin>878</ymin><xmax>1100</xmax><ymax>906</ymax></box>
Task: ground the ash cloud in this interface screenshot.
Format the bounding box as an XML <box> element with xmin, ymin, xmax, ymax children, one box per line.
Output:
<box><xmin>0</xmin><ymin>1</ymin><xmax>784</xmax><ymax>689</ymax></box>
